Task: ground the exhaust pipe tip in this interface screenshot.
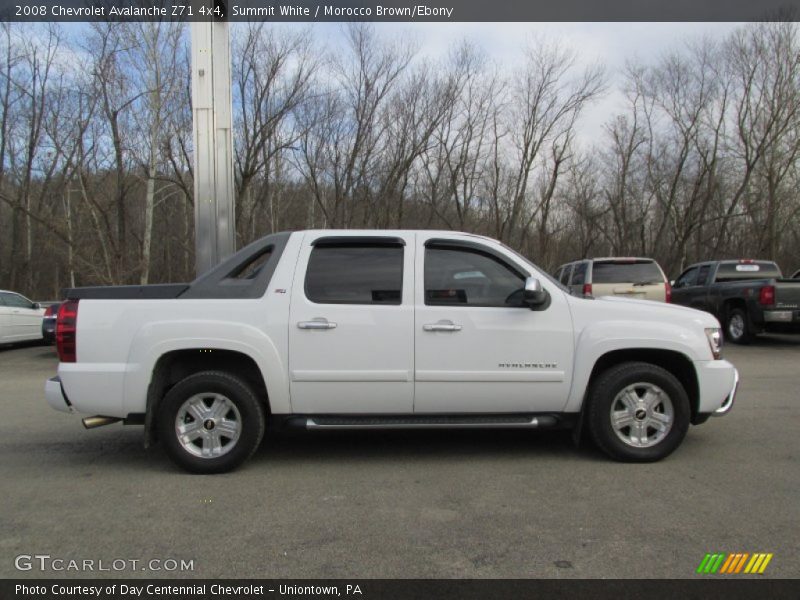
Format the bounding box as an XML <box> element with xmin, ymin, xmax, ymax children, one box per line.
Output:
<box><xmin>82</xmin><ymin>416</ymin><xmax>122</xmax><ymax>429</ymax></box>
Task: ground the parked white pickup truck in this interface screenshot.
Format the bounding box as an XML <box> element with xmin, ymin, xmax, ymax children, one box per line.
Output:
<box><xmin>46</xmin><ymin>230</ymin><xmax>738</xmax><ymax>473</ymax></box>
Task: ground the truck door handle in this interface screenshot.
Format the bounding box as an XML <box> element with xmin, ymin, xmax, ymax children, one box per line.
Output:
<box><xmin>423</xmin><ymin>320</ymin><xmax>462</xmax><ymax>332</ymax></box>
<box><xmin>297</xmin><ymin>318</ymin><xmax>337</xmax><ymax>330</ymax></box>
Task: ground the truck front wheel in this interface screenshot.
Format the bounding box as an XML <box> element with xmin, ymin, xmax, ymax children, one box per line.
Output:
<box><xmin>587</xmin><ymin>362</ymin><xmax>690</xmax><ymax>462</ymax></box>
<box><xmin>158</xmin><ymin>371</ymin><xmax>265</xmax><ymax>474</ymax></box>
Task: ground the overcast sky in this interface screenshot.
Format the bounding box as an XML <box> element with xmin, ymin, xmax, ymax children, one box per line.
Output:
<box><xmin>52</xmin><ymin>21</ymin><xmax>744</xmax><ymax>145</ymax></box>
<box><xmin>299</xmin><ymin>22</ymin><xmax>744</xmax><ymax>144</ymax></box>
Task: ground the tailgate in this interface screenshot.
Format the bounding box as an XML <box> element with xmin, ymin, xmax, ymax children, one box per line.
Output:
<box><xmin>774</xmin><ymin>279</ymin><xmax>800</xmax><ymax>309</ymax></box>
<box><xmin>593</xmin><ymin>283</ymin><xmax>665</xmax><ymax>301</ymax></box>
<box><xmin>592</xmin><ymin>283</ymin><xmax>645</xmax><ymax>299</ymax></box>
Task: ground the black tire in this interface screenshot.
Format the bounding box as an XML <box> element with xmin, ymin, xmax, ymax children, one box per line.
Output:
<box><xmin>158</xmin><ymin>371</ymin><xmax>265</xmax><ymax>474</ymax></box>
<box><xmin>725</xmin><ymin>307</ymin><xmax>753</xmax><ymax>345</ymax></box>
<box><xmin>587</xmin><ymin>362</ymin><xmax>691</xmax><ymax>462</ymax></box>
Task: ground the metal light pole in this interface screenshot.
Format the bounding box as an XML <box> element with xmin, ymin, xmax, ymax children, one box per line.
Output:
<box><xmin>190</xmin><ymin>1</ymin><xmax>236</xmax><ymax>276</ymax></box>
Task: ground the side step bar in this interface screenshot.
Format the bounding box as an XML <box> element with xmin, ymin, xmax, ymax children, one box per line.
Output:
<box><xmin>302</xmin><ymin>414</ymin><xmax>559</xmax><ymax>430</ymax></box>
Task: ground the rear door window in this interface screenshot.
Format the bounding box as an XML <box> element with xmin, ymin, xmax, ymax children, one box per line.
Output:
<box><xmin>305</xmin><ymin>244</ymin><xmax>403</xmax><ymax>305</ymax></box>
<box><xmin>592</xmin><ymin>261</ymin><xmax>663</xmax><ymax>284</ymax></box>
<box><xmin>695</xmin><ymin>265</ymin><xmax>711</xmax><ymax>286</ymax></box>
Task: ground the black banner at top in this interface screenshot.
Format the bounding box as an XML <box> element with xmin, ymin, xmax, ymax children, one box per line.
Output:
<box><xmin>2</xmin><ymin>0</ymin><xmax>800</xmax><ymax>23</ymax></box>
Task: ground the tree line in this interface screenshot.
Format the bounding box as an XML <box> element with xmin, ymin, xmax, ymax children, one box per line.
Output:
<box><xmin>1</xmin><ymin>21</ymin><xmax>799</xmax><ymax>300</ymax></box>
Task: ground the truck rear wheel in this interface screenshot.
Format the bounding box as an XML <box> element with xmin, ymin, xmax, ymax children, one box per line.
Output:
<box><xmin>725</xmin><ymin>307</ymin><xmax>753</xmax><ymax>345</ymax></box>
<box><xmin>158</xmin><ymin>371</ymin><xmax>265</xmax><ymax>474</ymax></box>
<box><xmin>587</xmin><ymin>362</ymin><xmax>690</xmax><ymax>462</ymax></box>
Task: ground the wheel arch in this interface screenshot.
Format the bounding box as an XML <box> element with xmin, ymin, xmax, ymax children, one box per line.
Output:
<box><xmin>721</xmin><ymin>299</ymin><xmax>757</xmax><ymax>341</ymax></box>
<box><xmin>722</xmin><ymin>297</ymin><xmax>747</xmax><ymax>317</ymax></box>
<box><xmin>143</xmin><ymin>348</ymin><xmax>270</xmax><ymax>447</ymax></box>
<box><xmin>575</xmin><ymin>348</ymin><xmax>701</xmax><ymax>438</ymax></box>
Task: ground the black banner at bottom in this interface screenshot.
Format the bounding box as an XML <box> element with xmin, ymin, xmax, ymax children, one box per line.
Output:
<box><xmin>2</xmin><ymin>579</ymin><xmax>799</xmax><ymax>600</ymax></box>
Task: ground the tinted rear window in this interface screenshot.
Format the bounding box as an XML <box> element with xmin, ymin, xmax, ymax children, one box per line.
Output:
<box><xmin>714</xmin><ymin>262</ymin><xmax>781</xmax><ymax>282</ymax></box>
<box><xmin>305</xmin><ymin>245</ymin><xmax>403</xmax><ymax>304</ymax></box>
<box><xmin>592</xmin><ymin>261</ymin><xmax>663</xmax><ymax>284</ymax></box>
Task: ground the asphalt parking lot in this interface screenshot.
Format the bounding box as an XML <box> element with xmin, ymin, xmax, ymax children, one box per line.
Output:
<box><xmin>1</xmin><ymin>338</ymin><xmax>798</xmax><ymax>579</ymax></box>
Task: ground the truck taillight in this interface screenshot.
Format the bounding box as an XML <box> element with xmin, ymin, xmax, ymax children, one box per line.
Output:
<box><xmin>759</xmin><ymin>285</ymin><xmax>775</xmax><ymax>306</ymax></box>
<box><xmin>56</xmin><ymin>299</ymin><xmax>79</xmax><ymax>362</ymax></box>
<box><xmin>583</xmin><ymin>283</ymin><xmax>593</xmax><ymax>296</ymax></box>
<box><xmin>665</xmin><ymin>281</ymin><xmax>672</xmax><ymax>303</ymax></box>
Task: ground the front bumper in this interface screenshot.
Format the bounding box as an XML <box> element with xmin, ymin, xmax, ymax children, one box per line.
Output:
<box><xmin>713</xmin><ymin>368</ymin><xmax>738</xmax><ymax>417</ymax></box>
<box><xmin>694</xmin><ymin>359</ymin><xmax>737</xmax><ymax>416</ymax></box>
<box><xmin>45</xmin><ymin>376</ymin><xmax>72</xmax><ymax>413</ymax></box>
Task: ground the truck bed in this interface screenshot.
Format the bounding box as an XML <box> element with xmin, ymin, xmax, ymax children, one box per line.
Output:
<box><xmin>61</xmin><ymin>232</ymin><xmax>291</xmax><ymax>301</ymax></box>
<box><xmin>62</xmin><ymin>284</ymin><xmax>189</xmax><ymax>300</ymax></box>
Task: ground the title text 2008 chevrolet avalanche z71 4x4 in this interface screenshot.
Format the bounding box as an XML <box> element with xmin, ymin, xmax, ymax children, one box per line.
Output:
<box><xmin>45</xmin><ymin>231</ymin><xmax>738</xmax><ymax>473</ymax></box>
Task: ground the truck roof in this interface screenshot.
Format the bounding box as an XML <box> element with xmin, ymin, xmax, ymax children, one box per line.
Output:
<box><xmin>591</xmin><ymin>257</ymin><xmax>657</xmax><ymax>263</ymax></box>
<box><xmin>714</xmin><ymin>259</ymin><xmax>777</xmax><ymax>265</ymax></box>
<box><xmin>300</xmin><ymin>229</ymin><xmax>496</xmax><ymax>241</ymax></box>
<box><xmin>701</xmin><ymin>260</ymin><xmax>782</xmax><ymax>282</ymax></box>
<box><xmin>683</xmin><ymin>259</ymin><xmax>780</xmax><ymax>270</ymax></box>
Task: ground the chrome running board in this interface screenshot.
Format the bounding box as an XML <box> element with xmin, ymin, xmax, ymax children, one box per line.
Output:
<box><xmin>303</xmin><ymin>414</ymin><xmax>558</xmax><ymax>430</ymax></box>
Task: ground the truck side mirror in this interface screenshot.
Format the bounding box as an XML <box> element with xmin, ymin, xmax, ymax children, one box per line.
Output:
<box><xmin>523</xmin><ymin>277</ymin><xmax>549</xmax><ymax>309</ymax></box>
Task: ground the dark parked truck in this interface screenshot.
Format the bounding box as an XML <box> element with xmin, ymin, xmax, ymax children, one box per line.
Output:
<box><xmin>671</xmin><ymin>260</ymin><xmax>800</xmax><ymax>344</ymax></box>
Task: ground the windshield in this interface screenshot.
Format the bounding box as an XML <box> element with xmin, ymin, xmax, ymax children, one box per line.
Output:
<box><xmin>592</xmin><ymin>261</ymin><xmax>664</xmax><ymax>285</ymax></box>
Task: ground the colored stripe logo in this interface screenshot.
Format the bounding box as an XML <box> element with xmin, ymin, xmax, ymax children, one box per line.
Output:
<box><xmin>697</xmin><ymin>553</ymin><xmax>773</xmax><ymax>574</ymax></box>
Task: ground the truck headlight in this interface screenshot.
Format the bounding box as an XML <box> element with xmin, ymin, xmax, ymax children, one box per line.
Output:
<box><xmin>705</xmin><ymin>328</ymin><xmax>722</xmax><ymax>359</ymax></box>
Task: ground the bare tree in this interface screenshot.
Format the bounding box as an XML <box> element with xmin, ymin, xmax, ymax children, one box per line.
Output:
<box><xmin>3</xmin><ymin>21</ymin><xmax>800</xmax><ymax>299</ymax></box>
<box><xmin>296</xmin><ymin>24</ymin><xmax>416</xmax><ymax>228</ymax></box>
<box><xmin>121</xmin><ymin>22</ymin><xmax>184</xmax><ymax>283</ymax></box>
<box><xmin>233</xmin><ymin>24</ymin><xmax>316</xmax><ymax>242</ymax></box>
<box><xmin>501</xmin><ymin>41</ymin><xmax>604</xmax><ymax>258</ymax></box>
<box><xmin>715</xmin><ymin>21</ymin><xmax>800</xmax><ymax>256</ymax></box>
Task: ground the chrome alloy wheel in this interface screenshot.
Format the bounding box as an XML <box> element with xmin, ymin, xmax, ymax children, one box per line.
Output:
<box><xmin>728</xmin><ymin>313</ymin><xmax>745</xmax><ymax>340</ymax></box>
<box><xmin>175</xmin><ymin>393</ymin><xmax>242</xmax><ymax>458</ymax></box>
<box><xmin>610</xmin><ymin>383</ymin><xmax>674</xmax><ymax>448</ymax></box>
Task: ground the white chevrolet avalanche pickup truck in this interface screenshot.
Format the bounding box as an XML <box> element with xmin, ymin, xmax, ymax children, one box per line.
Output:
<box><xmin>46</xmin><ymin>230</ymin><xmax>738</xmax><ymax>473</ymax></box>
